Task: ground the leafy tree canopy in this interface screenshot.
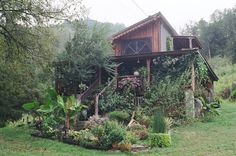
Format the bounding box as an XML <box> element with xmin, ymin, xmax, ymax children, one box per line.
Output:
<box><xmin>181</xmin><ymin>6</ymin><xmax>236</xmax><ymax>63</ymax></box>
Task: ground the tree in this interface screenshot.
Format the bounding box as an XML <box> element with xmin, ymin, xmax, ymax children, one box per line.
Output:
<box><xmin>0</xmin><ymin>0</ymin><xmax>85</xmax><ymax>126</ymax></box>
<box><xmin>55</xmin><ymin>22</ymin><xmax>115</xmax><ymax>95</ymax></box>
<box><xmin>181</xmin><ymin>6</ymin><xmax>236</xmax><ymax>63</ymax></box>
<box><xmin>0</xmin><ymin>0</ymin><xmax>85</xmax><ymax>59</ymax></box>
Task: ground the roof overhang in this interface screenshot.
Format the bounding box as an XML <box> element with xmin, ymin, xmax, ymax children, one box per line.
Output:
<box><xmin>111</xmin><ymin>50</ymin><xmax>218</xmax><ymax>81</ymax></box>
<box><xmin>111</xmin><ymin>12</ymin><xmax>178</xmax><ymax>41</ymax></box>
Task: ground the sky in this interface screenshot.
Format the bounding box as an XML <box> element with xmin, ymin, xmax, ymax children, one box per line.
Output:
<box><xmin>84</xmin><ymin>0</ymin><xmax>236</xmax><ymax>33</ymax></box>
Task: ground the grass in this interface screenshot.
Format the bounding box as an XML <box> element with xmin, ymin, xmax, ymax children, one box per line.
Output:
<box><xmin>1</xmin><ymin>56</ymin><xmax>235</xmax><ymax>156</ymax></box>
<box><xmin>0</xmin><ymin>127</ymin><xmax>126</xmax><ymax>156</ymax></box>
<box><xmin>1</xmin><ymin>101</ymin><xmax>236</xmax><ymax>156</ymax></box>
<box><xmin>208</xmin><ymin>56</ymin><xmax>236</xmax><ymax>94</ymax></box>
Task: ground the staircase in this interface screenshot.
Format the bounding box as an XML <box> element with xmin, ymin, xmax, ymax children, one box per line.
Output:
<box><xmin>94</xmin><ymin>77</ymin><xmax>116</xmax><ymax>117</ymax></box>
<box><xmin>76</xmin><ymin>77</ymin><xmax>116</xmax><ymax>117</ymax></box>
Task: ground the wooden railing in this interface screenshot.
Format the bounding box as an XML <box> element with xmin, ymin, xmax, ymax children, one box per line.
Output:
<box><xmin>117</xmin><ymin>75</ymin><xmax>139</xmax><ymax>88</ymax></box>
<box><xmin>94</xmin><ymin>77</ymin><xmax>116</xmax><ymax>117</ymax></box>
<box><xmin>77</xmin><ymin>78</ymin><xmax>99</xmax><ymax>104</ymax></box>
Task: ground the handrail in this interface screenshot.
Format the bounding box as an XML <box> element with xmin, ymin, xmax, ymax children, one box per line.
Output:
<box><xmin>77</xmin><ymin>78</ymin><xmax>99</xmax><ymax>103</ymax></box>
<box><xmin>94</xmin><ymin>77</ymin><xmax>116</xmax><ymax>117</ymax></box>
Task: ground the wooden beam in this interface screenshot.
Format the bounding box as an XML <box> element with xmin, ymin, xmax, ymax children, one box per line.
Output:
<box><xmin>189</xmin><ymin>37</ymin><xmax>193</xmax><ymax>49</ymax></box>
<box><xmin>94</xmin><ymin>94</ymin><xmax>99</xmax><ymax>118</ymax></box>
<box><xmin>115</xmin><ymin>66</ymin><xmax>118</xmax><ymax>88</ymax></box>
<box><xmin>146</xmin><ymin>58</ymin><xmax>151</xmax><ymax>86</ymax></box>
<box><xmin>191</xmin><ymin>63</ymin><xmax>195</xmax><ymax>91</ymax></box>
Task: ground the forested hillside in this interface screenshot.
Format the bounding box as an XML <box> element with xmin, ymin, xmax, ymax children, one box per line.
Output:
<box><xmin>52</xmin><ymin>19</ymin><xmax>125</xmax><ymax>53</ymax></box>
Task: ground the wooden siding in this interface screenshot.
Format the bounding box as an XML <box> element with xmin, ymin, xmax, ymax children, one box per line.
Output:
<box><xmin>113</xmin><ymin>20</ymin><xmax>161</xmax><ymax>56</ymax></box>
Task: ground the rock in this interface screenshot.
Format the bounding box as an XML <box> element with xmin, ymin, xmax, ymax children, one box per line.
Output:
<box><xmin>194</xmin><ymin>98</ymin><xmax>203</xmax><ymax>117</ymax></box>
<box><xmin>131</xmin><ymin>144</ymin><xmax>149</xmax><ymax>153</ymax></box>
<box><xmin>185</xmin><ymin>89</ymin><xmax>195</xmax><ymax>119</ymax></box>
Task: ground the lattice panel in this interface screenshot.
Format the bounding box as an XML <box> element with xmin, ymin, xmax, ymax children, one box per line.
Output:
<box><xmin>122</xmin><ymin>38</ymin><xmax>151</xmax><ymax>55</ymax></box>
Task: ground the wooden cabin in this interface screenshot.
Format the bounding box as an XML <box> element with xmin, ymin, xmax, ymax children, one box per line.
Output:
<box><xmin>108</xmin><ymin>12</ymin><xmax>218</xmax><ymax>118</ymax></box>
<box><xmin>111</xmin><ymin>12</ymin><xmax>217</xmax><ymax>87</ymax></box>
<box><xmin>57</xmin><ymin>12</ymin><xmax>218</xmax><ymax>119</ymax></box>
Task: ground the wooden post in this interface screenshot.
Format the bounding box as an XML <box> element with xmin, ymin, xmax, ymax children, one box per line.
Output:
<box><xmin>191</xmin><ymin>63</ymin><xmax>195</xmax><ymax>92</ymax></box>
<box><xmin>189</xmin><ymin>37</ymin><xmax>193</xmax><ymax>49</ymax></box>
<box><xmin>94</xmin><ymin>94</ymin><xmax>99</xmax><ymax>118</ymax></box>
<box><xmin>115</xmin><ymin>66</ymin><xmax>118</xmax><ymax>88</ymax></box>
<box><xmin>146</xmin><ymin>58</ymin><xmax>151</xmax><ymax>86</ymax></box>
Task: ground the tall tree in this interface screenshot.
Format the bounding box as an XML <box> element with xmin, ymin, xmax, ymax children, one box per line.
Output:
<box><xmin>0</xmin><ymin>0</ymin><xmax>85</xmax><ymax>126</ymax></box>
<box><xmin>55</xmin><ymin>22</ymin><xmax>114</xmax><ymax>95</ymax></box>
<box><xmin>0</xmin><ymin>0</ymin><xmax>85</xmax><ymax>60</ymax></box>
<box><xmin>181</xmin><ymin>6</ymin><xmax>236</xmax><ymax>63</ymax></box>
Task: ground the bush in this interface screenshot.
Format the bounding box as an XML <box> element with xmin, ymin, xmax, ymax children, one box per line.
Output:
<box><xmin>164</xmin><ymin>117</ymin><xmax>174</xmax><ymax>131</ymax></box>
<box><xmin>79</xmin><ymin>129</ymin><xmax>99</xmax><ymax>148</ymax></box>
<box><xmin>231</xmin><ymin>89</ymin><xmax>236</xmax><ymax>100</ymax></box>
<box><xmin>99</xmin><ymin>134</ymin><xmax>111</xmax><ymax>150</ymax></box>
<box><xmin>136</xmin><ymin>115</ymin><xmax>151</xmax><ymax>128</ymax></box>
<box><xmin>90</xmin><ymin>124</ymin><xmax>105</xmax><ymax>139</ymax></box>
<box><xmin>125</xmin><ymin>132</ymin><xmax>138</xmax><ymax>144</ymax></box>
<box><xmin>134</xmin><ymin>130</ymin><xmax>149</xmax><ymax>140</ymax></box>
<box><xmin>202</xmin><ymin>112</ymin><xmax>218</xmax><ymax>122</ymax></box>
<box><xmin>118</xmin><ymin>140</ymin><xmax>132</xmax><ymax>152</ymax></box>
<box><xmin>68</xmin><ymin>130</ymin><xmax>80</xmax><ymax>142</ymax></box>
<box><xmin>108</xmin><ymin>129</ymin><xmax>126</xmax><ymax>144</ymax></box>
<box><xmin>99</xmin><ymin>121</ymin><xmax>127</xmax><ymax>150</ymax></box>
<box><xmin>152</xmin><ymin>111</ymin><xmax>167</xmax><ymax>133</ymax></box>
<box><xmin>128</xmin><ymin>123</ymin><xmax>145</xmax><ymax>131</ymax></box>
<box><xmin>149</xmin><ymin>133</ymin><xmax>171</xmax><ymax>147</ymax></box>
<box><xmin>109</xmin><ymin>111</ymin><xmax>130</xmax><ymax>123</ymax></box>
<box><xmin>7</xmin><ymin>114</ymin><xmax>34</xmax><ymax>127</ymax></box>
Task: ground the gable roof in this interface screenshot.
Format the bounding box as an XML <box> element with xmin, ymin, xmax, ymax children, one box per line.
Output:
<box><xmin>111</xmin><ymin>12</ymin><xmax>178</xmax><ymax>40</ymax></box>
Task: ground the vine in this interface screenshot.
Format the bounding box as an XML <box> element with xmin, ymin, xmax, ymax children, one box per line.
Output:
<box><xmin>195</xmin><ymin>55</ymin><xmax>209</xmax><ymax>84</ymax></box>
<box><xmin>144</xmin><ymin>54</ymin><xmax>195</xmax><ymax>117</ymax></box>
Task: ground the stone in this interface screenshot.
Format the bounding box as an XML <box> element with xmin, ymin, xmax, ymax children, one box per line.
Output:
<box><xmin>194</xmin><ymin>98</ymin><xmax>203</xmax><ymax>117</ymax></box>
<box><xmin>185</xmin><ymin>89</ymin><xmax>195</xmax><ymax>119</ymax></box>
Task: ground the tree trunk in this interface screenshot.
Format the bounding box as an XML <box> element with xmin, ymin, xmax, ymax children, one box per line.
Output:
<box><xmin>65</xmin><ymin>112</ymin><xmax>70</xmax><ymax>130</ymax></box>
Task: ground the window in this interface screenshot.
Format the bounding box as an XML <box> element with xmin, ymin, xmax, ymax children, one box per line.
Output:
<box><xmin>122</xmin><ymin>38</ymin><xmax>151</xmax><ymax>55</ymax></box>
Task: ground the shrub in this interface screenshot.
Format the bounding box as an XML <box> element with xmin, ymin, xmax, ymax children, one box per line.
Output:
<box><xmin>90</xmin><ymin>124</ymin><xmax>105</xmax><ymax>139</ymax></box>
<box><xmin>231</xmin><ymin>89</ymin><xmax>236</xmax><ymax>100</ymax></box>
<box><xmin>99</xmin><ymin>86</ymin><xmax>136</xmax><ymax>114</ymax></box>
<box><xmin>79</xmin><ymin>129</ymin><xmax>99</xmax><ymax>148</ymax></box>
<box><xmin>125</xmin><ymin>132</ymin><xmax>138</xmax><ymax>144</ymax></box>
<box><xmin>128</xmin><ymin>123</ymin><xmax>145</xmax><ymax>131</ymax></box>
<box><xmin>7</xmin><ymin>114</ymin><xmax>34</xmax><ymax>127</ymax></box>
<box><xmin>200</xmin><ymin>97</ymin><xmax>221</xmax><ymax>118</ymax></box>
<box><xmin>108</xmin><ymin>129</ymin><xmax>126</xmax><ymax>144</ymax></box>
<box><xmin>134</xmin><ymin>130</ymin><xmax>149</xmax><ymax>140</ymax></box>
<box><xmin>202</xmin><ymin>112</ymin><xmax>218</xmax><ymax>122</ymax></box>
<box><xmin>99</xmin><ymin>135</ymin><xmax>111</xmax><ymax>150</ymax></box>
<box><xmin>152</xmin><ymin>111</ymin><xmax>167</xmax><ymax>133</ymax></box>
<box><xmin>118</xmin><ymin>140</ymin><xmax>132</xmax><ymax>152</ymax></box>
<box><xmin>109</xmin><ymin>111</ymin><xmax>130</xmax><ymax>123</ymax></box>
<box><xmin>136</xmin><ymin>115</ymin><xmax>151</xmax><ymax>128</ymax></box>
<box><xmin>149</xmin><ymin>133</ymin><xmax>171</xmax><ymax>147</ymax></box>
<box><xmin>164</xmin><ymin>117</ymin><xmax>174</xmax><ymax>131</ymax></box>
<box><xmin>99</xmin><ymin>121</ymin><xmax>127</xmax><ymax>150</ymax></box>
<box><xmin>68</xmin><ymin>130</ymin><xmax>80</xmax><ymax>142</ymax></box>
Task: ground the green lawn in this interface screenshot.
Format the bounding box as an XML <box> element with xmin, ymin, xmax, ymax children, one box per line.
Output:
<box><xmin>1</xmin><ymin>101</ymin><xmax>236</xmax><ymax>156</ymax></box>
